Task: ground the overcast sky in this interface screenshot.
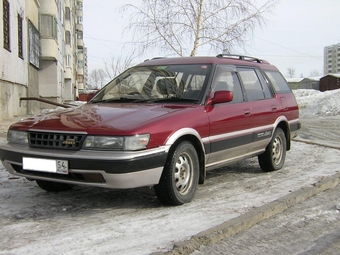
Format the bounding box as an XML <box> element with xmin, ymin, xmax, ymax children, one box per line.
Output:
<box><xmin>83</xmin><ymin>0</ymin><xmax>340</xmax><ymax>78</ymax></box>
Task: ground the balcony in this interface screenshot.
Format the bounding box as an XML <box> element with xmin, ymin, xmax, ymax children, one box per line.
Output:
<box><xmin>65</xmin><ymin>0</ymin><xmax>71</xmax><ymax>7</ymax></box>
<box><xmin>40</xmin><ymin>38</ymin><xmax>58</xmax><ymax>60</ymax></box>
<box><xmin>78</xmin><ymin>81</ymin><xmax>84</xmax><ymax>90</ymax></box>
<box><xmin>65</xmin><ymin>67</ymin><xmax>73</xmax><ymax>79</ymax></box>
<box><xmin>77</xmin><ymin>38</ymin><xmax>84</xmax><ymax>48</ymax></box>
<box><xmin>77</xmin><ymin>9</ymin><xmax>83</xmax><ymax>17</ymax></box>
<box><xmin>78</xmin><ymin>51</ymin><xmax>84</xmax><ymax>60</ymax></box>
<box><xmin>77</xmin><ymin>67</ymin><xmax>84</xmax><ymax>75</ymax></box>
<box><xmin>76</xmin><ymin>23</ymin><xmax>83</xmax><ymax>32</ymax></box>
<box><xmin>39</xmin><ymin>1</ymin><xmax>58</xmax><ymax>17</ymax></box>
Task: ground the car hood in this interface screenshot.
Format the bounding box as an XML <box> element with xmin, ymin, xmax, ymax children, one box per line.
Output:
<box><xmin>11</xmin><ymin>103</ymin><xmax>194</xmax><ymax>135</ymax></box>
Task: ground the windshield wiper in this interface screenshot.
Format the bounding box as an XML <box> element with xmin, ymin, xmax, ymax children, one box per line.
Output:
<box><xmin>146</xmin><ymin>97</ymin><xmax>199</xmax><ymax>103</ymax></box>
<box><xmin>90</xmin><ymin>97</ymin><xmax>140</xmax><ymax>103</ymax></box>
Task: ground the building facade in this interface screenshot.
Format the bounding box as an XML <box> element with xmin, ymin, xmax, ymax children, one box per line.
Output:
<box><xmin>0</xmin><ymin>0</ymin><xmax>28</xmax><ymax>119</ymax></box>
<box><xmin>324</xmin><ymin>43</ymin><xmax>340</xmax><ymax>75</ymax></box>
<box><xmin>0</xmin><ymin>0</ymin><xmax>87</xmax><ymax>120</ymax></box>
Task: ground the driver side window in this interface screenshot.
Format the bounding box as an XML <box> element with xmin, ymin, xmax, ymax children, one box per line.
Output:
<box><xmin>213</xmin><ymin>69</ymin><xmax>244</xmax><ymax>103</ymax></box>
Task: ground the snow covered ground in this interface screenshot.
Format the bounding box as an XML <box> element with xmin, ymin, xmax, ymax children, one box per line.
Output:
<box><xmin>0</xmin><ymin>89</ymin><xmax>340</xmax><ymax>255</ymax></box>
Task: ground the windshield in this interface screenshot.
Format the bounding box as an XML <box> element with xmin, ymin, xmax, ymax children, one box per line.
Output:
<box><xmin>90</xmin><ymin>64</ymin><xmax>211</xmax><ymax>103</ymax></box>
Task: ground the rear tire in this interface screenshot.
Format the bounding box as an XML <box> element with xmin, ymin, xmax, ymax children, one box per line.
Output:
<box><xmin>36</xmin><ymin>180</ymin><xmax>73</xmax><ymax>192</ymax></box>
<box><xmin>258</xmin><ymin>127</ymin><xmax>286</xmax><ymax>172</ymax></box>
<box><xmin>154</xmin><ymin>141</ymin><xmax>199</xmax><ymax>206</ymax></box>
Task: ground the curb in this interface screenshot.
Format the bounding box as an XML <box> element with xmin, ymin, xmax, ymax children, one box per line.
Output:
<box><xmin>152</xmin><ymin>171</ymin><xmax>340</xmax><ymax>255</ymax></box>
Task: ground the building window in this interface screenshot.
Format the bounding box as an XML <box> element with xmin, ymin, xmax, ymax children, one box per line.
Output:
<box><xmin>40</xmin><ymin>14</ymin><xmax>58</xmax><ymax>39</ymax></box>
<box><xmin>65</xmin><ymin>7</ymin><xmax>70</xmax><ymax>20</ymax></box>
<box><xmin>28</xmin><ymin>20</ymin><xmax>40</xmax><ymax>68</ymax></box>
<box><xmin>3</xmin><ymin>0</ymin><xmax>10</xmax><ymax>51</ymax></box>
<box><xmin>65</xmin><ymin>31</ymin><xmax>71</xmax><ymax>44</ymax></box>
<box><xmin>65</xmin><ymin>54</ymin><xmax>71</xmax><ymax>67</ymax></box>
<box><xmin>77</xmin><ymin>31</ymin><xmax>83</xmax><ymax>39</ymax></box>
<box><xmin>18</xmin><ymin>14</ymin><xmax>23</xmax><ymax>59</ymax></box>
<box><xmin>77</xmin><ymin>16</ymin><xmax>82</xmax><ymax>24</ymax></box>
<box><xmin>77</xmin><ymin>1</ymin><xmax>82</xmax><ymax>10</ymax></box>
<box><xmin>77</xmin><ymin>59</ymin><xmax>84</xmax><ymax>68</ymax></box>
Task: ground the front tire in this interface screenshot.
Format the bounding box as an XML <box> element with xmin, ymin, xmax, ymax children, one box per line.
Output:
<box><xmin>154</xmin><ymin>141</ymin><xmax>199</xmax><ymax>206</ymax></box>
<box><xmin>36</xmin><ymin>180</ymin><xmax>73</xmax><ymax>192</ymax></box>
<box><xmin>258</xmin><ymin>127</ymin><xmax>286</xmax><ymax>172</ymax></box>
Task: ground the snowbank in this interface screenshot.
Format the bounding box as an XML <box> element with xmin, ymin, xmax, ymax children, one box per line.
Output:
<box><xmin>294</xmin><ymin>89</ymin><xmax>340</xmax><ymax>117</ymax></box>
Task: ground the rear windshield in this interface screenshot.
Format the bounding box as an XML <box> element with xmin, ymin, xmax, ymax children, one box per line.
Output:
<box><xmin>265</xmin><ymin>71</ymin><xmax>292</xmax><ymax>93</ymax></box>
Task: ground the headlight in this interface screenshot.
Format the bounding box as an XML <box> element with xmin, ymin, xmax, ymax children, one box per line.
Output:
<box><xmin>7</xmin><ymin>130</ymin><xmax>28</xmax><ymax>144</ymax></box>
<box><xmin>83</xmin><ymin>134</ymin><xmax>150</xmax><ymax>151</ymax></box>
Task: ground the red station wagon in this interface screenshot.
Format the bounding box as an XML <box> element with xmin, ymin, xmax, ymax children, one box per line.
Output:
<box><xmin>0</xmin><ymin>55</ymin><xmax>300</xmax><ymax>205</ymax></box>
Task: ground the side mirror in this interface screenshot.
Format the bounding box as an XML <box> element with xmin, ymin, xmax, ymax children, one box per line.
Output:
<box><xmin>207</xmin><ymin>91</ymin><xmax>233</xmax><ymax>105</ymax></box>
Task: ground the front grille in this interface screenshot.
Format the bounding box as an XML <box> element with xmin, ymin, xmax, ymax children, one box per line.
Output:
<box><xmin>29</xmin><ymin>132</ymin><xmax>86</xmax><ymax>150</ymax></box>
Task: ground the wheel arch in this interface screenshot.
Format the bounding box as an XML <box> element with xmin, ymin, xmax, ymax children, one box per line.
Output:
<box><xmin>275</xmin><ymin>118</ymin><xmax>291</xmax><ymax>151</ymax></box>
<box><xmin>166</xmin><ymin>128</ymin><xmax>206</xmax><ymax>184</ymax></box>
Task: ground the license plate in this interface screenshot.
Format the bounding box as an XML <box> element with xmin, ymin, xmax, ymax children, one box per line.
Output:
<box><xmin>22</xmin><ymin>157</ymin><xmax>68</xmax><ymax>175</ymax></box>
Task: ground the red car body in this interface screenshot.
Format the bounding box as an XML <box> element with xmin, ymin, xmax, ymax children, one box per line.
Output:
<box><xmin>0</xmin><ymin>55</ymin><xmax>300</xmax><ymax>205</ymax></box>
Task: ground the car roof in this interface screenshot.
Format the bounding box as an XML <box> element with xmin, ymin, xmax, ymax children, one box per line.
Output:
<box><xmin>137</xmin><ymin>54</ymin><xmax>278</xmax><ymax>71</ymax></box>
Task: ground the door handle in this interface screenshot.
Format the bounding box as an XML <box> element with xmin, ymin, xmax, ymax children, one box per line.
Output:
<box><xmin>244</xmin><ymin>110</ymin><xmax>251</xmax><ymax>116</ymax></box>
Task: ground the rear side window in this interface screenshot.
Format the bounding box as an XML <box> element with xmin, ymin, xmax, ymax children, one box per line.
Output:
<box><xmin>265</xmin><ymin>71</ymin><xmax>292</xmax><ymax>93</ymax></box>
<box><xmin>238</xmin><ymin>68</ymin><xmax>265</xmax><ymax>101</ymax></box>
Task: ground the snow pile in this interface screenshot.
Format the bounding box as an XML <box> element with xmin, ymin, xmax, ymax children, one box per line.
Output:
<box><xmin>294</xmin><ymin>89</ymin><xmax>340</xmax><ymax>117</ymax></box>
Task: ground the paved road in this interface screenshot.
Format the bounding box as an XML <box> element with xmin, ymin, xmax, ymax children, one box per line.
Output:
<box><xmin>295</xmin><ymin>116</ymin><xmax>340</xmax><ymax>149</ymax></box>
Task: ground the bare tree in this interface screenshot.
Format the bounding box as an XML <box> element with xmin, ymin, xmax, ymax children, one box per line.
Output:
<box><xmin>309</xmin><ymin>70</ymin><xmax>321</xmax><ymax>77</ymax></box>
<box><xmin>104</xmin><ymin>54</ymin><xmax>136</xmax><ymax>80</ymax></box>
<box><xmin>286</xmin><ymin>67</ymin><xmax>296</xmax><ymax>78</ymax></box>
<box><xmin>88</xmin><ymin>69</ymin><xmax>108</xmax><ymax>89</ymax></box>
<box><xmin>123</xmin><ymin>0</ymin><xmax>279</xmax><ymax>56</ymax></box>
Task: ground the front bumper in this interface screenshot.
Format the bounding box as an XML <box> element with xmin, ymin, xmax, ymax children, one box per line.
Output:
<box><xmin>0</xmin><ymin>143</ymin><xmax>169</xmax><ymax>189</ymax></box>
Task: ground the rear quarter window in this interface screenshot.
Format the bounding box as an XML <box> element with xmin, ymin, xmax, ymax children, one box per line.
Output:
<box><xmin>265</xmin><ymin>71</ymin><xmax>292</xmax><ymax>93</ymax></box>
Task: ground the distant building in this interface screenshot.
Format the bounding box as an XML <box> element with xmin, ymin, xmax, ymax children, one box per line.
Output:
<box><xmin>286</xmin><ymin>78</ymin><xmax>303</xmax><ymax>90</ymax></box>
<box><xmin>324</xmin><ymin>43</ymin><xmax>340</xmax><ymax>75</ymax></box>
<box><xmin>0</xmin><ymin>0</ymin><xmax>87</xmax><ymax>120</ymax></box>
<box><xmin>298</xmin><ymin>77</ymin><xmax>321</xmax><ymax>90</ymax></box>
<box><xmin>320</xmin><ymin>74</ymin><xmax>340</xmax><ymax>92</ymax></box>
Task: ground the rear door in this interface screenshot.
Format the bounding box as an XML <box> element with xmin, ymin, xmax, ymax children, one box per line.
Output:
<box><xmin>237</xmin><ymin>67</ymin><xmax>281</xmax><ymax>153</ymax></box>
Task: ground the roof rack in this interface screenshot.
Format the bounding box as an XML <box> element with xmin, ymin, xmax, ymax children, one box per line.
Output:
<box><xmin>144</xmin><ymin>57</ymin><xmax>166</xmax><ymax>62</ymax></box>
<box><xmin>216</xmin><ymin>54</ymin><xmax>269</xmax><ymax>64</ymax></box>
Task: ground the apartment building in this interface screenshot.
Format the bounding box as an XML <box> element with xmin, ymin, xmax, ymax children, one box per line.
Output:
<box><xmin>38</xmin><ymin>0</ymin><xmax>87</xmax><ymax>106</ymax></box>
<box><xmin>0</xmin><ymin>0</ymin><xmax>87</xmax><ymax>120</ymax></box>
<box><xmin>0</xmin><ymin>0</ymin><xmax>28</xmax><ymax>119</ymax></box>
<box><xmin>324</xmin><ymin>43</ymin><xmax>340</xmax><ymax>75</ymax></box>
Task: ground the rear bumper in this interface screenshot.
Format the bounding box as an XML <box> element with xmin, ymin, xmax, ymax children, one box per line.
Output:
<box><xmin>0</xmin><ymin>143</ymin><xmax>169</xmax><ymax>189</ymax></box>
